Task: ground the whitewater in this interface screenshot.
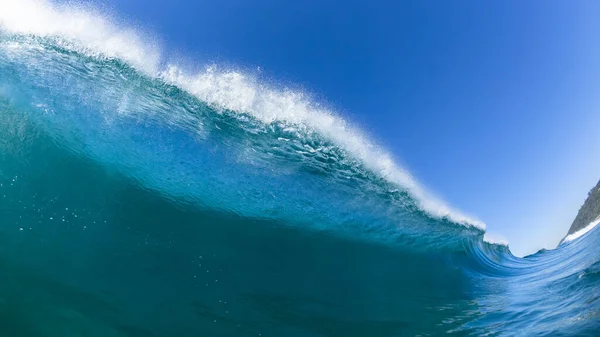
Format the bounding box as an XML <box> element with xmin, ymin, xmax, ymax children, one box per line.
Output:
<box><xmin>0</xmin><ymin>1</ymin><xmax>599</xmax><ymax>336</ymax></box>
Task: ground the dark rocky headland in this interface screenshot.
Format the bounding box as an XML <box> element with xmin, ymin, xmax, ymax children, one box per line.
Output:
<box><xmin>566</xmin><ymin>179</ymin><xmax>600</xmax><ymax>236</ymax></box>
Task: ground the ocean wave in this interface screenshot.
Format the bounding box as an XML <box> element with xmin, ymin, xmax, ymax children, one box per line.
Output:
<box><xmin>2</xmin><ymin>2</ymin><xmax>600</xmax><ymax>336</ymax></box>
<box><xmin>0</xmin><ymin>0</ymin><xmax>484</xmax><ymax>230</ymax></box>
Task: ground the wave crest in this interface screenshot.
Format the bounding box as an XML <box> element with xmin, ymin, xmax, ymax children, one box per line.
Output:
<box><xmin>0</xmin><ymin>0</ymin><xmax>484</xmax><ymax>229</ymax></box>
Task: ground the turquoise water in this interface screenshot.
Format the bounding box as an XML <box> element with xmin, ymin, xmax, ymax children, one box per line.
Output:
<box><xmin>1</xmin><ymin>14</ymin><xmax>600</xmax><ymax>337</ymax></box>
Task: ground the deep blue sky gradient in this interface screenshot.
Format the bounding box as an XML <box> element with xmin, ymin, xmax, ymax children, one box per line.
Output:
<box><xmin>101</xmin><ymin>0</ymin><xmax>600</xmax><ymax>256</ymax></box>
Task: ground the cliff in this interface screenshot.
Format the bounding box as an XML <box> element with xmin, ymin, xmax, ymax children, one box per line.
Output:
<box><xmin>566</xmin><ymin>179</ymin><xmax>600</xmax><ymax>235</ymax></box>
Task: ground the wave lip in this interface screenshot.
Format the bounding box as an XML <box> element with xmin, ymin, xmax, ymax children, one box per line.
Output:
<box><xmin>0</xmin><ymin>0</ymin><xmax>484</xmax><ymax>230</ymax></box>
<box><xmin>160</xmin><ymin>65</ymin><xmax>485</xmax><ymax>229</ymax></box>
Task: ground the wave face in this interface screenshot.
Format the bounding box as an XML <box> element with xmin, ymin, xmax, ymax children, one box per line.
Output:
<box><xmin>0</xmin><ymin>2</ymin><xmax>599</xmax><ymax>336</ymax></box>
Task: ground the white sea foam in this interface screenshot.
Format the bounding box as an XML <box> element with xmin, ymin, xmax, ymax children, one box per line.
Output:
<box><xmin>483</xmin><ymin>233</ymin><xmax>509</xmax><ymax>246</ymax></box>
<box><xmin>563</xmin><ymin>217</ymin><xmax>600</xmax><ymax>243</ymax></box>
<box><xmin>0</xmin><ymin>0</ymin><xmax>485</xmax><ymax>229</ymax></box>
<box><xmin>0</xmin><ymin>0</ymin><xmax>160</xmax><ymax>74</ymax></box>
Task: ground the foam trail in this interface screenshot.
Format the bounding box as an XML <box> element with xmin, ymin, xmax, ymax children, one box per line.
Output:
<box><xmin>563</xmin><ymin>217</ymin><xmax>600</xmax><ymax>243</ymax></box>
<box><xmin>0</xmin><ymin>0</ymin><xmax>484</xmax><ymax>229</ymax></box>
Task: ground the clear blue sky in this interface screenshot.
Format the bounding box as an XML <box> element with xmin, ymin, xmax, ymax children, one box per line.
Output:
<box><xmin>100</xmin><ymin>0</ymin><xmax>600</xmax><ymax>256</ymax></box>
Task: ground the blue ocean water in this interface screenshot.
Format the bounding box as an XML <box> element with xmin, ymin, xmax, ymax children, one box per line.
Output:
<box><xmin>1</xmin><ymin>3</ymin><xmax>599</xmax><ymax>336</ymax></box>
